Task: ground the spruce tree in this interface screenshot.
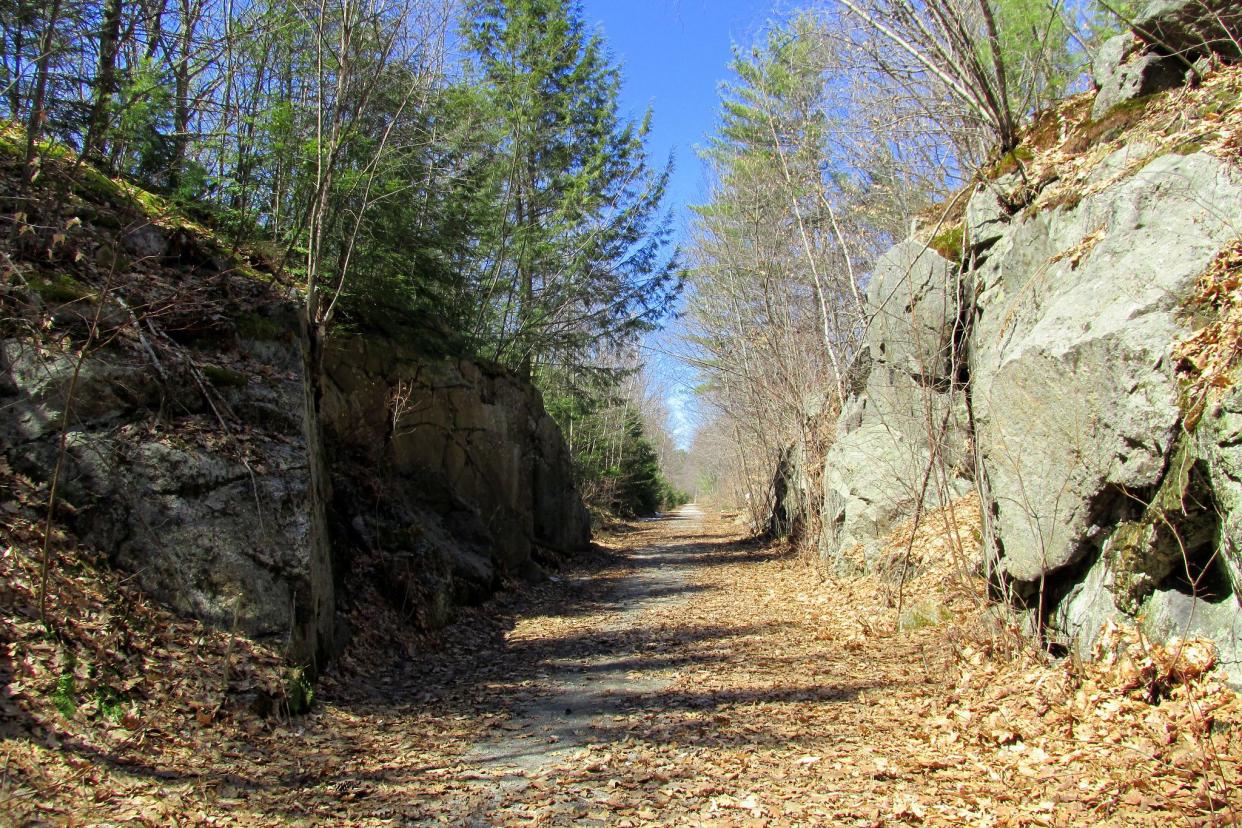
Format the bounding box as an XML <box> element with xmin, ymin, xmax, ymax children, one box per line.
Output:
<box><xmin>462</xmin><ymin>0</ymin><xmax>682</xmax><ymax>376</ymax></box>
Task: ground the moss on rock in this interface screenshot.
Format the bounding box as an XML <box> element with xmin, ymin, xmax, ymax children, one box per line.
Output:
<box><xmin>234</xmin><ymin>312</ymin><xmax>288</xmax><ymax>342</ymax></box>
<box><xmin>1109</xmin><ymin>435</ymin><xmax>1215</xmax><ymax>614</ymax></box>
<box><xmin>928</xmin><ymin>225</ymin><xmax>964</xmax><ymax>263</ymax></box>
<box><xmin>202</xmin><ymin>364</ymin><xmax>248</xmax><ymax>388</ymax></box>
<box><xmin>28</xmin><ymin>273</ymin><xmax>95</xmax><ymax>304</ymax></box>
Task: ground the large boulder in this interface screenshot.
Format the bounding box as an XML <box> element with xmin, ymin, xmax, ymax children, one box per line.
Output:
<box><xmin>1091</xmin><ymin>50</ymin><xmax>1186</xmax><ymax>119</ymax></box>
<box><xmin>969</xmin><ymin>150</ymin><xmax>1242</xmax><ymax>600</ymax></box>
<box><xmin>1092</xmin><ymin>34</ymin><xmax>1139</xmax><ymax>89</ymax></box>
<box><xmin>1134</xmin><ymin>0</ymin><xmax>1242</xmax><ymax>61</ymax></box>
<box><xmin>866</xmin><ymin>240</ymin><xmax>961</xmax><ymax>387</ymax></box>
<box><xmin>0</xmin><ymin>319</ymin><xmax>337</xmax><ymax>670</ymax></box>
<box><xmin>1090</xmin><ymin>0</ymin><xmax>1242</xmax><ymax>120</ymax></box>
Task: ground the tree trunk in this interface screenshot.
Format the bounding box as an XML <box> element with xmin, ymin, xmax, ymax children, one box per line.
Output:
<box><xmin>977</xmin><ymin>0</ymin><xmax>1016</xmax><ymax>152</ymax></box>
<box><xmin>4</xmin><ymin>0</ymin><xmax>28</xmax><ymax>116</ymax></box>
<box><xmin>169</xmin><ymin>0</ymin><xmax>197</xmax><ymax>186</ymax></box>
<box><xmin>516</xmin><ymin>190</ymin><xmax>534</xmax><ymax>378</ymax></box>
<box><xmin>23</xmin><ymin>0</ymin><xmax>63</xmax><ymax>184</ymax></box>
<box><xmin>84</xmin><ymin>0</ymin><xmax>124</xmax><ymax>162</ymax></box>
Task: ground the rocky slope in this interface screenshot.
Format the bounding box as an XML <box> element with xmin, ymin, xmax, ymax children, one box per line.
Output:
<box><xmin>0</xmin><ymin>131</ymin><xmax>590</xmax><ymax>675</ymax></box>
<box><xmin>775</xmin><ymin>2</ymin><xmax>1242</xmax><ymax>683</ymax></box>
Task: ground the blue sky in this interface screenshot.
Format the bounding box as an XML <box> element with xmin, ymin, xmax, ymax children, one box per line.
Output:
<box><xmin>581</xmin><ymin>0</ymin><xmax>776</xmax><ymax>448</ymax></box>
<box><xmin>581</xmin><ymin>0</ymin><xmax>772</xmax><ymax>236</ymax></box>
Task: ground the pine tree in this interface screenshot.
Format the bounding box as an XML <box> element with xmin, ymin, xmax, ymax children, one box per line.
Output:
<box><xmin>689</xmin><ymin>15</ymin><xmax>863</xmax><ymax>428</ymax></box>
<box><xmin>462</xmin><ymin>0</ymin><xmax>682</xmax><ymax>376</ymax></box>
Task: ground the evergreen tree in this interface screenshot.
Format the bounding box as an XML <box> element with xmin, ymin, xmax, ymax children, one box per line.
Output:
<box><xmin>688</xmin><ymin>15</ymin><xmax>864</xmax><ymax>442</ymax></box>
<box><xmin>462</xmin><ymin>0</ymin><xmax>682</xmax><ymax>376</ymax></box>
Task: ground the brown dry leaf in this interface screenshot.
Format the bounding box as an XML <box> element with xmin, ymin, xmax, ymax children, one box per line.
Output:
<box><xmin>3</xmin><ymin>474</ymin><xmax>1240</xmax><ymax>827</ymax></box>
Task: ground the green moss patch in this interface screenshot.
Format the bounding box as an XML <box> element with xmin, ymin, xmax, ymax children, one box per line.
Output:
<box><xmin>986</xmin><ymin>146</ymin><xmax>1034</xmax><ymax>180</ymax></box>
<box><xmin>75</xmin><ymin>165</ymin><xmax>131</xmax><ymax>207</ymax></box>
<box><xmin>202</xmin><ymin>364</ymin><xmax>248</xmax><ymax>388</ymax></box>
<box><xmin>51</xmin><ymin>673</ymin><xmax>78</xmax><ymax>718</ymax></box>
<box><xmin>929</xmin><ymin>225</ymin><xmax>964</xmax><ymax>263</ymax></box>
<box><xmin>234</xmin><ymin>312</ymin><xmax>288</xmax><ymax>342</ymax></box>
<box><xmin>29</xmin><ymin>273</ymin><xmax>95</xmax><ymax>304</ymax></box>
<box><xmin>1172</xmin><ymin>137</ymin><xmax>1209</xmax><ymax>155</ymax></box>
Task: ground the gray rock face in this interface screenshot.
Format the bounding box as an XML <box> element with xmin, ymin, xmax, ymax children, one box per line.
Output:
<box><xmin>2</xmin><ymin>314</ymin><xmax>592</xmax><ymax>664</ymax></box>
<box><xmin>120</xmin><ymin>224</ymin><xmax>168</xmax><ymax>260</ymax></box>
<box><xmin>807</xmin><ymin>142</ymin><xmax>1242</xmax><ymax>683</ymax></box>
<box><xmin>1134</xmin><ymin>0</ymin><xmax>1242</xmax><ymax>61</ymax></box>
<box><xmin>0</xmin><ymin>323</ymin><xmax>336</xmax><ymax>669</ymax></box>
<box><xmin>820</xmin><ymin>367</ymin><xmax>974</xmax><ymax>567</ymax></box>
<box><xmin>1144</xmin><ymin>588</ymin><xmax>1242</xmax><ymax>683</ymax></box>
<box><xmin>1091</xmin><ymin>51</ymin><xmax>1186</xmax><ymax>119</ymax></box>
<box><xmin>818</xmin><ymin>242</ymin><xmax>973</xmax><ymax>567</ymax></box>
<box><xmin>1092</xmin><ymin>34</ymin><xmax>1139</xmax><ymax>89</ymax></box>
<box><xmin>867</xmin><ymin>240</ymin><xmax>960</xmax><ymax>387</ymax></box>
<box><xmin>1197</xmin><ymin>384</ymin><xmax>1242</xmax><ymax>640</ymax></box>
<box><xmin>98</xmin><ymin>440</ymin><xmax>319</xmax><ymax>636</ymax></box>
<box><xmin>965</xmin><ymin>173</ymin><xmax>1021</xmax><ymax>251</ymax></box>
<box><xmin>970</xmin><ymin>152</ymin><xmax>1242</xmax><ymax>588</ymax></box>
<box><xmin>322</xmin><ymin>337</ymin><xmax>590</xmax><ymax>619</ymax></box>
<box><xmin>1199</xmin><ymin>385</ymin><xmax>1242</xmax><ymax>598</ymax></box>
<box><xmin>1091</xmin><ymin>0</ymin><xmax>1242</xmax><ymax>121</ymax></box>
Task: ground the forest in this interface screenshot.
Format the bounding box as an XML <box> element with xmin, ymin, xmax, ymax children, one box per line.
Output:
<box><xmin>3</xmin><ymin>0</ymin><xmax>690</xmax><ymax>518</ymax></box>
<box><xmin>4</xmin><ymin>0</ymin><xmax>1242</xmax><ymax>823</ymax></box>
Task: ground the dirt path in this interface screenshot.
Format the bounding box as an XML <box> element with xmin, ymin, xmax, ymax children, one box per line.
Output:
<box><xmin>355</xmin><ymin>504</ymin><xmax>1238</xmax><ymax>827</ymax></box>
<box><xmin>407</xmin><ymin>504</ymin><xmax>966</xmax><ymax>826</ymax></box>
<box><xmin>6</xmin><ymin>504</ymin><xmax>1239</xmax><ymax>826</ymax></box>
<box><xmin>464</xmin><ymin>507</ymin><xmax>700</xmax><ymax>785</ymax></box>
<box><xmin>315</xmin><ymin>502</ymin><xmax>912</xmax><ymax>826</ymax></box>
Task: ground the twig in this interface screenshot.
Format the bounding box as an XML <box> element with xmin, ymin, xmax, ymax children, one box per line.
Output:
<box><xmin>38</xmin><ymin>266</ymin><xmax>117</xmax><ymax>624</ymax></box>
<box><xmin>113</xmin><ymin>295</ymin><xmax>169</xmax><ymax>385</ymax></box>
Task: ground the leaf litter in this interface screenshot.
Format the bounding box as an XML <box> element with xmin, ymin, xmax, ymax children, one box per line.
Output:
<box><xmin>2</xmin><ymin>495</ymin><xmax>1240</xmax><ymax>826</ymax></box>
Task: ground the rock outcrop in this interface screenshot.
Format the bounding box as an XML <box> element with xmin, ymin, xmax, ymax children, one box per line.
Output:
<box><xmin>1091</xmin><ymin>34</ymin><xmax>1186</xmax><ymax>119</ymax></box>
<box><xmin>322</xmin><ymin>338</ymin><xmax>591</xmax><ymax>627</ymax></box>
<box><xmin>1134</xmin><ymin>0</ymin><xmax>1242</xmax><ymax>62</ymax></box>
<box><xmin>969</xmin><ymin>151</ymin><xmax>1242</xmax><ymax>586</ymax></box>
<box><xmin>2</xmin><ymin>214</ymin><xmax>589</xmax><ymax>682</ymax></box>
<box><xmin>817</xmin><ymin>240</ymin><xmax>973</xmax><ymax>569</ymax></box>
<box><xmin>1092</xmin><ymin>0</ymin><xmax>1242</xmax><ymax>119</ymax></box>
<box><xmin>970</xmin><ymin>149</ymin><xmax>1242</xmax><ymax>680</ymax></box>
<box><xmin>1</xmin><ymin>299</ymin><xmax>338</xmax><ymax>670</ymax></box>
<box><xmin>1</xmin><ymin>311</ymin><xmax>591</xmax><ymax>667</ymax></box>
<box><xmin>798</xmin><ymin>29</ymin><xmax>1242</xmax><ymax>682</ymax></box>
